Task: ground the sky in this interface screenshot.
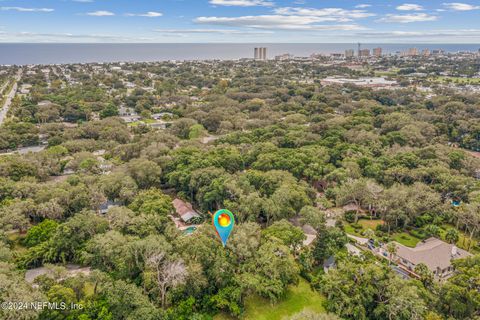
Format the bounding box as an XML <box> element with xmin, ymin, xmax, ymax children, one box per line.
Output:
<box><xmin>0</xmin><ymin>0</ymin><xmax>480</xmax><ymax>43</ymax></box>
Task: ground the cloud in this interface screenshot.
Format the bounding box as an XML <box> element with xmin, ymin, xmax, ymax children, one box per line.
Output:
<box><xmin>86</xmin><ymin>10</ymin><xmax>115</xmax><ymax>16</ymax></box>
<box><xmin>396</xmin><ymin>4</ymin><xmax>424</xmax><ymax>11</ymax></box>
<box><xmin>0</xmin><ymin>31</ymin><xmax>148</xmax><ymax>42</ymax></box>
<box><xmin>195</xmin><ymin>16</ymin><xmax>365</xmax><ymax>30</ymax></box>
<box><xmin>377</xmin><ymin>13</ymin><xmax>437</xmax><ymax>23</ymax></box>
<box><xmin>154</xmin><ymin>29</ymin><xmax>273</xmax><ymax>34</ymax></box>
<box><xmin>195</xmin><ymin>6</ymin><xmax>373</xmax><ymax>31</ymax></box>
<box><xmin>273</xmin><ymin>7</ymin><xmax>375</xmax><ymax>20</ymax></box>
<box><xmin>358</xmin><ymin>29</ymin><xmax>480</xmax><ymax>37</ymax></box>
<box><xmin>355</xmin><ymin>4</ymin><xmax>371</xmax><ymax>9</ymax></box>
<box><xmin>355</xmin><ymin>29</ymin><xmax>480</xmax><ymax>41</ymax></box>
<box><xmin>442</xmin><ymin>2</ymin><xmax>480</xmax><ymax>11</ymax></box>
<box><xmin>126</xmin><ymin>11</ymin><xmax>163</xmax><ymax>17</ymax></box>
<box><xmin>209</xmin><ymin>0</ymin><xmax>274</xmax><ymax>7</ymax></box>
<box><xmin>0</xmin><ymin>7</ymin><xmax>54</xmax><ymax>12</ymax></box>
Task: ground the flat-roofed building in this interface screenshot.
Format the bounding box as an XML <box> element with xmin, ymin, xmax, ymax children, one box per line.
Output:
<box><xmin>254</xmin><ymin>47</ymin><xmax>267</xmax><ymax>60</ymax></box>
<box><xmin>373</xmin><ymin>47</ymin><xmax>382</xmax><ymax>57</ymax></box>
<box><xmin>345</xmin><ymin>49</ymin><xmax>355</xmax><ymax>58</ymax></box>
<box><xmin>359</xmin><ymin>49</ymin><xmax>370</xmax><ymax>58</ymax></box>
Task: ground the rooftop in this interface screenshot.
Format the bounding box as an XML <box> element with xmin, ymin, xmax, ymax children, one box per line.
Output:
<box><xmin>172</xmin><ymin>198</ymin><xmax>200</xmax><ymax>223</ymax></box>
<box><xmin>394</xmin><ymin>237</ymin><xmax>471</xmax><ymax>271</ymax></box>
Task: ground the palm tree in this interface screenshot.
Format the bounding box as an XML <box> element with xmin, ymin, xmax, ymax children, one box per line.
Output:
<box><xmin>386</xmin><ymin>242</ymin><xmax>397</xmax><ymax>265</ymax></box>
<box><xmin>445</xmin><ymin>228</ymin><xmax>459</xmax><ymax>244</ymax></box>
<box><xmin>364</xmin><ymin>228</ymin><xmax>375</xmax><ymax>240</ymax></box>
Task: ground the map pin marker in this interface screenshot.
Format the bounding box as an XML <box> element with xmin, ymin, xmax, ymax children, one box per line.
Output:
<box><xmin>213</xmin><ymin>209</ymin><xmax>235</xmax><ymax>247</ymax></box>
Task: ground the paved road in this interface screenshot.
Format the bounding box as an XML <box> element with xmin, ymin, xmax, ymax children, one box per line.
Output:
<box><xmin>0</xmin><ymin>145</ymin><xmax>47</xmax><ymax>156</ymax></box>
<box><xmin>347</xmin><ymin>234</ymin><xmax>370</xmax><ymax>245</ymax></box>
<box><xmin>0</xmin><ymin>69</ymin><xmax>22</xmax><ymax>126</ymax></box>
<box><xmin>0</xmin><ymin>80</ymin><xmax>9</xmax><ymax>95</ymax></box>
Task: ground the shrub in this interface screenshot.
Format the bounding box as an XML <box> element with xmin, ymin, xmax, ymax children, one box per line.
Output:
<box><xmin>351</xmin><ymin>223</ymin><xmax>362</xmax><ymax>230</ymax></box>
<box><xmin>344</xmin><ymin>211</ymin><xmax>356</xmax><ymax>223</ymax></box>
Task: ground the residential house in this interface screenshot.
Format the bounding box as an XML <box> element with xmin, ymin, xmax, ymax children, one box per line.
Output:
<box><xmin>152</xmin><ymin>112</ymin><xmax>174</xmax><ymax>120</ymax></box>
<box><xmin>323</xmin><ymin>256</ymin><xmax>336</xmax><ymax>273</ymax></box>
<box><xmin>383</xmin><ymin>237</ymin><xmax>472</xmax><ymax>280</ymax></box>
<box><xmin>172</xmin><ymin>198</ymin><xmax>200</xmax><ymax>223</ymax></box>
<box><xmin>98</xmin><ymin>200</ymin><xmax>120</xmax><ymax>214</ymax></box>
<box><xmin>302</xmin><ymin>224</ymin><xmax>317</xmax><ymax>246</ymax></box>
<box><xmin>289</xmin><ymin>216</ymin><xmax>317</xmax><ymax>246</ymax></box>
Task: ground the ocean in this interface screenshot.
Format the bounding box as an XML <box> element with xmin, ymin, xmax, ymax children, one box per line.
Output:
<box><xmin>0</xmin><ymin>43</ymin><xmax>479</xmax><ymax>65</ymax></box>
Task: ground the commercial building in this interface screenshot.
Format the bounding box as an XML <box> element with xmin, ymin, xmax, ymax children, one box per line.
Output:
<box><xmin>406</xmin><ymin>48</ymin><xmax>419</xmax><ymax>56</ymax></box>
<box><xmin>359</xmin><ymin>49</ymin><xmax>371</xmax><ymax>58</ymax></box>
<box><xmin>422</xmin><ymin>49</ymin><xmax>431</xmax><ymax>57</ymax></box>
<box><xmin>345</xmin><ymin>49</ymin><xmax>355</xmax><ymax>58</ymax></box>
<box><xmin>373</xmin><ymin>47</ymin><xmax>382</xmax><ymax>57</ymax></box>
<box><xmin>275</xmin><ymin>53</ymin><xmax>293</xmax><ymax>61</ymax></box>
<box><xmin>254</xmin><ymin>47</ymin><xmax>267</xmax><ymax>60</ymax></box>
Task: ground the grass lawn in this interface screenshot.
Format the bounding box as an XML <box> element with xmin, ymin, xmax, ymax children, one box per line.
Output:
<box><xmin>358</xmin><ymin>219</ymin><xmax>384</xmax><ymax>230</ymax></box>
<box><xmin>429</xmin><ymin>76</ymin><xmax>480</xmax><ymax>85</ymax></box>
<box><xmin>344</xmin><ymin>219</ymin><xmax>384</xmax><ymax>237</ymax></box>
<box><xmin>343</xmin><ymin>219</ymin><xmax>422</xmax><ymax>248</ymax></box>
<box><xmin>214</xmin><ymin>278</ymin><xmax>326</xmax><ymax>320</ymax></box>
<box><xmin>391</xmin><ymin>232</ymin><xmax>422</xmax><ymax>248</ymax></box>
<box><xmin>127</xmin><ymin>121</ymin><xmax>141</xmax><ymax>127</ymax></box>
<box><xmin>7</xmin><ymin>231</ymin><xmax>28</xmax><ymax>254</ymax></box>
<box><xmin>344</xmin><ymin>224</ymin><xmax>363</xmax><ymax>237</ymax></box>
<box><xmin>375</xmin><ymin>71</ymin><xmax>397</xmax><ymax>77</ymax></box>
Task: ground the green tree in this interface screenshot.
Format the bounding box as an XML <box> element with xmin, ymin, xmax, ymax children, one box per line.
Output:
<box><xmin>414</xmin><ymin>263</ymin><xmax>434</xmax><ymax>288</ymax></box>
<box><xmin>129</xmin><ymin>188</ymin><xmax>173</xmax><ymax>216</ymax></box>
<box><xmin>188</xmin><ymin>124</ymin><xmax>207</xmax><ymax>139</ymax></box>
<box><xmin>386</xmin><ymin>242</ymin><xmax>398</xmax><ymax>265</ymax></box>
<box><xmin>100</xmin><ymin>103</ymin><xmax>119</xmax><ymax>119</ymax></box>
<box><xmin>24</xmin><ymin>219</ymin><xmax>58</xmax><ymax>247</ymax></box>
<box><xmin>127</xmin><ymin>158</ymin><xmax>162</xmax><ymax>189</ymax></box>
<box><xmin>263</xmin><ymin>220</ymin><xmax>306</xmax><ymax>254</ymax></box>
<box><xmin>374</xmin><ymin>277</ymin><xmax>427</xmax><ymax>320</ymax></box>
<box><xmin>445</xmin><ymin>228</ymin><xmax>459</xmax><ymax>244</ymax></box>
<box><xmin>312</xmin><ymin>227</ymin><xmax>347</xmax><ymax>264</ymax></box>
<box><xmin>439</xmin><ymin>255</ymin><xmax>480</xmax><ymax>319</ymax></box>
<box><xmin>319</xmin><ymin>258</ymin><xmax>390</xmax><ymax>320</ymax></box>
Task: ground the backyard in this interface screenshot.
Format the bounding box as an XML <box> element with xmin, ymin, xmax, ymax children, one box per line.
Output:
<box><xmin>214</xmin><ymin>278</ymin><xmax>326</xmax><ymax>320</ymax></box>
<box><xmin>344</xmin><ymin>218</ymin><xmax>479</xmax><ymax>252</ymax></box>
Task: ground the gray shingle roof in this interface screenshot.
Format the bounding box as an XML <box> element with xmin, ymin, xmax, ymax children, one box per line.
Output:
<box><xmin>394</xmin><ymin>237</ymin><xmax>472</xmax><ymax>271</ymax></box>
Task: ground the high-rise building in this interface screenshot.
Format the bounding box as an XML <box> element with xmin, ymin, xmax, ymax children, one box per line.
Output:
<box><xmin>254</xmin><ymin>47</ymin><xmax>267</xmax><ymax>60</ymax></box>
<box><xmin>345</xmin><ymin>49</ymin><xmax>355</xmax><ymax>58</ymax></box>
<box><xmin>407</xmin><ymin>48</ymin><xmax>419</xmax><ymax>56</ymax></box>
<box><xmin>422</xmin><ymin>49</ymin><xmax>431</xmax><ymax>57</ymax></box>
<box><xmin>373</xmin><ymin>47</ymin><xmax>382</xmax><ymax>57</ymax></box>
<box><xmin>359</xmin><ymin>49</ymin><xmax>370</xmax><ymax>57</ymax></box>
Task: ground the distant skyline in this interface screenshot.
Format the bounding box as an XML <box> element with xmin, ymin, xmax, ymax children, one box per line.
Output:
<box><xmin>1</xmin><ymin>1</ymin><xmax>480</xmax><ymax>43</ymax></box>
